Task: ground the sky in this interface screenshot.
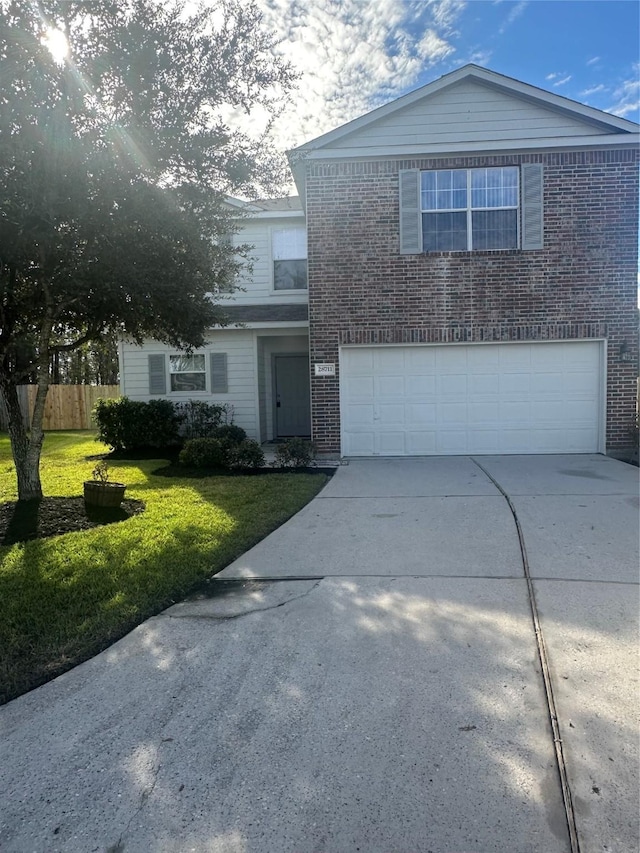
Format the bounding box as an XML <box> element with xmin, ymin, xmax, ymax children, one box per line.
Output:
<box><xmin>244</xmin><ymin>0</ymin><xmax>639</xmax><ymax>153</ymax></box>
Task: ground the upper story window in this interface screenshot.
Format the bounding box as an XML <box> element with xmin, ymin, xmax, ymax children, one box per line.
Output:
<box><xmin>272</xmin><ymin>227</ymin><xmax>307</xmax><ymax>290</ymax></box>
<box><xmin>421</xmin><ymin>167</ymin><xmax>519</xmax><ymax>251</ymax></box>
<box><xmin>170</xmin><ymin>354</ymin><xmax>206</xmax><ymax>392</ymax></box>
<box><xmin>399</xmin><ymin>164</ymin><xmax>543</xmax><ymax>255</ymax></box>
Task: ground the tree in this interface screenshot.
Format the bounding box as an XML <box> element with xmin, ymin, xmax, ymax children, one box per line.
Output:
<box><xmin>0</xmin><ymin>0</ymin><xmax>294</xmax><ymax>500</ymax></box>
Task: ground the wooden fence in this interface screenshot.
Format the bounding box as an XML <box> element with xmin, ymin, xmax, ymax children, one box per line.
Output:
<box><xmin>0</xmin><ymin>385</ymin><xmax>120</xmax><ymax>431</ymax></box>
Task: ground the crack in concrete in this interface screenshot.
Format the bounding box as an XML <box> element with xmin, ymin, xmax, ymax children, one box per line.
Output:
<box><xmin>168</xmin><ymin>579</ymin><xmax>324</xmax><ymax>621</ymax></box>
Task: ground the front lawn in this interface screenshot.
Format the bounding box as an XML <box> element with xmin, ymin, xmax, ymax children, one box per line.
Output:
<box><xmin>0</xmin><ymin>432</ymin><xmax>329</xmax><ymax>704</ymax></box>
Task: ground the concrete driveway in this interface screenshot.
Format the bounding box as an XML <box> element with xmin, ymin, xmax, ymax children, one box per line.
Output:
<box><xmin>0</xmin><ymin>455</ymin><xmax>637</xmax><ymax>853</ymax></box>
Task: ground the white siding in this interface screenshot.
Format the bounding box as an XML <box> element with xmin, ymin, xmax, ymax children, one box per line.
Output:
<box><xmin>330</xmin><ymin>80</ymin><xmax>610</xmax><ymax>151</ymax></box>
<box><xmin>120</xmin><ymin>331</ymin><xmax>259</xmax><ymax>439</ymax></box>
<box><xmin>231</xmin><ymin>216</ymin><xmax>308</xmax><ymax>305</ymax></box>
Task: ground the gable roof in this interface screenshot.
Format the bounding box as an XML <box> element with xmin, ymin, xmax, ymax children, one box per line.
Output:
<box><xmin>291</xmin><ymin>64</ymin><xmax>638</xmax><ymax>155</ymax></box>
<box><xmin>288</xmin><ymin>65</ymin><xmax>639</xmax><ymax>196</ymax></box>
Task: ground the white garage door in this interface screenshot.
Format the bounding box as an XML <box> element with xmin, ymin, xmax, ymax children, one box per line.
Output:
<box><xmin>341</xmin><ymin>341</ymin><xmax>604</xmax><ymax>456</ymax></box>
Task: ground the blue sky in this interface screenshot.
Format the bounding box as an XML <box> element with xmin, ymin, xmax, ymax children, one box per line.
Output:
<box><xmin>248</xmin><ymin>0</ymin><xmax>639</xmax><ymax>150</ymax></box>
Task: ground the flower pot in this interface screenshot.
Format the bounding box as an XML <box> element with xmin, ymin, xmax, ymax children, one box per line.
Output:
<box><xmin>83</xmin><ymin>481</ymin><xmax>126</xmax><ymax>508</ymax></box>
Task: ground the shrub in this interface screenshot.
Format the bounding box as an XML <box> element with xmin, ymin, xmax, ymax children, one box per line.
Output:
<box><xmin>213</xmin><ymin>424</ymin><xmax>247</xmax><ymax>445</ymax></box>
<box><xmin>274</xmin><ymin>437</ymin><xmax>317</xmax><ymax>468</ymax></box>
<box><xmin>174</xmin><ymin>400</ymin><xmax>233</xmax><ymax>439</ymax></box>
<box><xmin>229</xmin><ymin>439</ymin><xmax>265</xmax><ymax>470</ymax></box>
<box><xmin>94</xmin><ymin>397</ymin><xmax>180</xmax><ymax>451</ymax></box>
<box><xmin>179</xmin><ymin>438</ymin><xmax>228</xmax><ymax>469</ymax></box>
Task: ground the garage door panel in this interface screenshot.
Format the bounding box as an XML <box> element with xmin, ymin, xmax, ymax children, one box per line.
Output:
<box><xmin>500</xmin><ymin>373</ymin><xmax>531</xmax><ymax>394</ymax></box>
<box><xmin>437</xmin><ymin>430</ymin><xmax>468</xmax><ymax>453</ymax></box>
<box><xmin>472</xmin><ymin>374</ymin><xmax>500</xmax><ymax>394</ymax></box>
<box><xmin>468</xmin><ymin>402</ymin><xmax>499</xmax><ymax>423</ymax></box>
<box><xmin>379</xmin><ymin>404</ymin><xmax>405</xmax><ymax>425</ymax></box>
<box><xmin>341</xmin><ymin>342</ymin><xmax>602</xmax><ymax>456</ymax></box>
<box><xmin>437</xmin><ymin>373</ymin><xmax>468</xmax><ymax>395</ymax></box>
<box><xmin>345</xmin><ymin>376</ymin><xmax>374</xmax><ymax>398</ymax></box>
<box><xmin>531</xmin><ymin>372</ymin><xmax>564</xmax><ymax>393</ymax></box>
<box><xmin>375</xmin><ymin>350</ymin><xmax>405</xmax><ymax>372</ymax></box>
<box><xmin>406</xmin><ymin>431</ymin><xmax>437</xmax><ymax>453</ymax></box>
<box><xmin>345</xmin><ymin>404</ymin><xmax>375</xmax><ymax>427</ymax></box>
<box><xmin>406</xmin><ymin>375</ymin><xmax>436</xmax><ymax>395</ymax></box>
<box><xmin>377</xmin><ymin>376</ymin><xmax>405</xmax><ymax>397</ymax></box>
<box><xmin>407</xmin><ymin>404</ymin><xmax>437</xmax><ymax>425</ymax></box>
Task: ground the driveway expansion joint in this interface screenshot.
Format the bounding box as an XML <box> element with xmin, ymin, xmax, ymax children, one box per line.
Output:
<box><xmin>471</xmin><ymin>457</ymin><xmax>582</xmax><ymax>853</ymax></box>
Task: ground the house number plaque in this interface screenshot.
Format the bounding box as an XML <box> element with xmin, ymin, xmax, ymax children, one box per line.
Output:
<box><xmin>314</xmin><ymin>363</ymin><xmax>336</xmax><ymax>377</ymax></box>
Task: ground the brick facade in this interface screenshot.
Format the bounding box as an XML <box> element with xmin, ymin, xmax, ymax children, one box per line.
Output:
<box><xmin>306</xmin><ymin>149</ymin><xmax>639</xmax><ymax>455</ymax></box>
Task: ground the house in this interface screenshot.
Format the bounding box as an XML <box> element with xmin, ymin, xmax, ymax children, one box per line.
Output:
<box><xmin>119</xmin><ymin>196</ymin><xmax>312</xmax><ymax>444</ymax></box>
<box><xmin>119</xmin><ymin>65</ymin><xmax>639</xmax><ymax>457</ymax></box>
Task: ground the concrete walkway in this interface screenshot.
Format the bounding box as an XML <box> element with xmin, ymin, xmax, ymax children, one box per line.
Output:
<box><xmin>0</xmin><ymin>455</ymin><xmax>637</xmax><ymax>852</ymax></box>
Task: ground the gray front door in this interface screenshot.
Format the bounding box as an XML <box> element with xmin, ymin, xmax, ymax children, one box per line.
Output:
<box><xmin>274</xmin><ymin>354</ymin><xmax>311</xmax><ymax>438</ymax></box>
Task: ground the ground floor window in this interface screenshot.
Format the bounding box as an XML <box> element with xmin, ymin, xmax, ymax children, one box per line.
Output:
<box><xmin>170</xmin><ymin>354</ymin><xmax>206</xmax><ymax>391</ymax></box>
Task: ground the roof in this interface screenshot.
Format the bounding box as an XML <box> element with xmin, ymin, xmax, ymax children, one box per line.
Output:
<box><xmin>218</xmin><ymin>304</ymin><xmax>308</xmax><ymax>324</ymax></box>
<box><xmin>287</xmin><ymin>64</ymin><xmax>639</xmax><ymax>199</ymax></box>
<box><xmin>251</xmin><ymin>197</ymin><xmax>302</xmax><ymax>212</ymax></box>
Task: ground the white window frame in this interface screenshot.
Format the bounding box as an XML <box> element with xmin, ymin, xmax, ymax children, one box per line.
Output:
<box><xmin>421</xmin><ymin>167</ymin><xmax>520</xmax><ymax>252</ymax></box>
<box><xmin>169</xmin><ymin>354</ymin><xmax>207</xmax><ymax>393</ymax></box>
<box><xmin>271</xmin><ymin>226</ymin><xmax>308</xmax><ymax>292</ymax></box>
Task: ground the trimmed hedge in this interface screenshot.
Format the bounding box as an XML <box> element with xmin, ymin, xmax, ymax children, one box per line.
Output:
<box><xmin>179</xmin><ymin>436</ymin><xmax>264</xmax><ymax>471</ymax></box>
<box><xmin>94</xmin><ymin>398</ymin><xmax>234</xmax><ymax>452</ymax></box>
<box><xmin>94</xmin><ymin>398</ymin><xmax>181</xmax><ymax>451</ymax></box>
<box><xmin>275</xmin><ymin>437</ymin><xmax>317</xmax><ymax>468</ymax></box>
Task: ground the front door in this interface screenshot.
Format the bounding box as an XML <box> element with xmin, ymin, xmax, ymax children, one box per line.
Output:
<box><xmin>274</xmin><ymin>354</ymin><xmax>311</xmax><ymax>438</ymax></box>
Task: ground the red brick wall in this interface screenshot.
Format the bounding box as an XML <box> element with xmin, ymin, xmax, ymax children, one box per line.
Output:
<box><xmin>306</xmin><ymin>149</ymin><xmax>639</xmax><ymax>455</ymax></box>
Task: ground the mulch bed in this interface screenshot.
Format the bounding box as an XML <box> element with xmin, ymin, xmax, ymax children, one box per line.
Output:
<box><xmin>0</xmin><ymin>497</ymin><xmax>145</xmax><ymax>546</ymax></box>
<box><xmin>152</xmin><ymin>463</ymin><xmax>337</xmax><ymax>478</ymax></box>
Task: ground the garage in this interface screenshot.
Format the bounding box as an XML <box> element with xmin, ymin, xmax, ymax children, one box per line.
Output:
<box><xmin>340</xmin><ymin>341</ymin><xmax>604</xmax><ymax>456</ymax></box>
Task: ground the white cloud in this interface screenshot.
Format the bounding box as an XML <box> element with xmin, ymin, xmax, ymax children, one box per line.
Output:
<box><xmin>545</xmin><ymin>72</ymin><xmax>558</xmax><ymax>81</ymax></box>
<box><xmin>498</xmin><ymin>0</ymin><xmax>528</xmax><ymax>34</ymax></box>
<box><xmin>553</xmin><ymin>75</ymin><xmax>572</xmax><ymax>87</ymax></box>
<box><xmin>607</xmin><ymin>65</ymin><xmax>640</xmax><ymax>118</ymax></box>
<box><xmin>234</xmin><ymin>0</ymin><xmax>464</xmax><ymax>154</ymax></box>
<box><xmin>586</xmin><ymin>56</ymin><xmax>600</xmax><ymax>66</ymax></box>
<box><xmin>580</xmin><ymin>84</ymin><xmax>607</xmax><ymax>97</ymax></box>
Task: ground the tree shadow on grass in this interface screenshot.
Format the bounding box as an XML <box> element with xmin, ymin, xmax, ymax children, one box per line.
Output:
<box><xmin>0</xmin><ymin>497</ymin><xmax>145</xmax><ymax>546</ymax></box>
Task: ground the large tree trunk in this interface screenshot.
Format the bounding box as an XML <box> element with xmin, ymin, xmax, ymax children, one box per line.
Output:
<box><xmin>0</xmin><ymin>380</ymin><xmax>44</xmax><ymax>501</ymax></box>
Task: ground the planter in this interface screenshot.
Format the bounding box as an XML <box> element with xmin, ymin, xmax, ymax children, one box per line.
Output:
<box><xmin>83</xmin><ymin>481</ymin><xmax>126</xmax><ymax>508</ymax></box>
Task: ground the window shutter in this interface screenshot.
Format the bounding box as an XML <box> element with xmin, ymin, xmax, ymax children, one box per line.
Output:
<box><xmin>148</xmin><ymin>354</ymin><xmax>166</xmax><ymax>395</ymax></box>
<box><xmin>210</xmin><ymin>352</ymin><xmax>228</xmax><ymax>394</ymax></box>
<box><xmin>399</xmin><ymin>169</ymin><xmax>422</xmax><ymax>255</ymax></box>
<box><xmin>521</xmin><ymin>163</ymin><xmax>544</xmax><ymax>250</ymax></box>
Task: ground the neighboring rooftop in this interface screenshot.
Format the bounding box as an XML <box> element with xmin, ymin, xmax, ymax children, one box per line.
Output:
<box><xmin>251</xmin><ymin>197</ymin><xmax>302</xmax><ymax>212</ymax></box>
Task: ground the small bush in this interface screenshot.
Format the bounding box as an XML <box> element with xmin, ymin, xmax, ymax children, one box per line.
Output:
<box><xmin>275</xmin><ymin>437</ymin><xmax>317</xmax><ymax>468</ymax></box>
<box><xmin>175</xmin><ymin>400</ymin><xmax>233</xmax><ymax>439</ymax></box>
<box><xmin>213</xmin><ymin>424</ymin><xmax>247</xmax><ymax>445</ymax></box>
<box><xmin>94</xmin><ymin>397</ymin><xmax>181</xmax><ymax>451</ymax></box>
<box><xmin>229</xmin><ymin>439</ymin><xmax>265</xmax><ymax>470</ymax></box>
<box><xmin>179</xmin><ymin>438</ymin><xmax>228</xmax><ymax>469</ymax></box>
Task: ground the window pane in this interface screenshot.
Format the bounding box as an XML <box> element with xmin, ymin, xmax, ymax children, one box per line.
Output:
<box><xmin>452</xmin><ymin>170</ymin><xmax>467</xmax><ymax>190</ymax></box>
<box><xmin>421</xmin><ymin>171</ymin><xmax>436</xmax><ymax>194</ymax></box>
<box><xmin>422</xmin><ymin>212</ymin><xmax>467</xmax><ymax>251</ymax></box>
<box><xmin>472</xmin><ymin>210</ymin><xmax>518</xmax><ymax>250</ymax></box>
<box><xmin>272</xmin><ymin>227</ymin><xmax>307</xmax><ymax>260</ymax></box>
<box><xmin>170</xmin><ymin>355</ymin><xmax>205</xmax><ymax>372</ymax></box>
<box><xmin>422</xmin><ymin>170</ymin><xmax>467</xmax><ymax>210</ymax></box>
<box><xmin>170</xmin><ymin>372</ymin><xmax>206</xmax><ymax>392</ymax></box>
<box><xmin>274</xmin><ymin>259</ymin><xmax>308</xmax><ymax>290</ymax></box>
<box><xmin>471</xmin><ymin>167</ymin><xmax>519</xmax><ymax>209</ymax></box>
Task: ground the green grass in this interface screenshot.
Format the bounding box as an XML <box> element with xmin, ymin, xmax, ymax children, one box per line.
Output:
<box><xmin>0</xmin><ymin>432</ymin><xmax>328</xmax><ymax>704</ymax></box>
